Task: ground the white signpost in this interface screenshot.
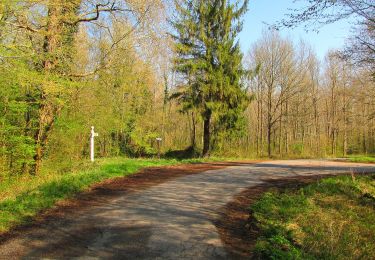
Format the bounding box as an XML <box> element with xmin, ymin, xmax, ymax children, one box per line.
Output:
<box><xmin>90</xmin><ymin>126</ymin><xmax>99</xmax><ymax>162</ymax></box>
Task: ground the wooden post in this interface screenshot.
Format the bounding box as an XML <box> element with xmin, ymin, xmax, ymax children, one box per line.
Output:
<box><xmin>156</xmin><ymin>138</ymin><xmax>162</xmax><ymax>159</ymax></box>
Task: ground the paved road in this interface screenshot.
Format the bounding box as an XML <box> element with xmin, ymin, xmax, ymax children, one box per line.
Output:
<box><xmin>1</xmin><ymin>160</ymin><xmax>374</xmax><ymax>259</ymax></box>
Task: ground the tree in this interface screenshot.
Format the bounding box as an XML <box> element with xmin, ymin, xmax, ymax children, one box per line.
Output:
<box><xmin>248</xmin><ymin>31</ymin><xmax>308</xmax><ymax>157</ymax></box>
<box><xmin>342</xmin><ymin>19</ymin><xmax>375</xmax><ymax>74</ymax></box>
<box><xmin>276</xmin><ymin>0</ymin><xmax>374</xmax><ymax>75</ymax></box>
<box><xmin>0</xmin><ymin>0</ymin><xmax>163</xmax><ymax>174</ymax></box>
<box><xmin>171</xmin><ymin>0</ymin><xmax>249</xmax><ymax>156</ymax></box>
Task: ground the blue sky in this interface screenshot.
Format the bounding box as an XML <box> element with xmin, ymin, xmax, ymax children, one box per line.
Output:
<box><xmin>239</xmin><ymin>0</ymin><xmax>354</xmax><ymax>61</ymax></box>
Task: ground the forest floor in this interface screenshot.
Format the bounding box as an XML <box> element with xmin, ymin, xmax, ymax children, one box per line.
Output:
<box><xmin>0</xmin><ymin>160</ymin><xmax>374</xmax><ymax>259</ymax></box>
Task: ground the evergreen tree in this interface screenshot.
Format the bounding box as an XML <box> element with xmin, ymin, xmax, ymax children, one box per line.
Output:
<box><xmin>171</xmin><ymin>0</ymin><xmax>249</xmax><ymax>156</ymax></box>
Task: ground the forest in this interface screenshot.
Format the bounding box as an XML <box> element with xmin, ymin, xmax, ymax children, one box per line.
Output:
<box><xmin>0</xmin><ymin>0</ymin><xmax>374</xmax><ymax>177</ymax></box>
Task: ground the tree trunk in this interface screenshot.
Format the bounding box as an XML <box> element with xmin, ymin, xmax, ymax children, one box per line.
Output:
<box><xmin>278</xmin><ymin>103</ymin><xmax>283</xmax><ymax>155</ymax></box>
<box><xmin>343</xmin><ymin>111</ymin><xmax>347</xmax><ymax>157</ymax></box>
<box><xmin>191</xmin><ymin>111</ymin><xmax>196</xmax><ymax>148</ymax></box>
<box><xmin>260</xmin><ymin>97</ymin><xmax>264</xmax><ymax>157</ymax></box>
<box><xmin>256</xmin><ymin>97</ymin><xmax>260</xmax><ymax>156</ymax></box>
<box><xmin>31</xmin><ymin>1</ymin><xmax>80</xmax><ymax>174</ymax></box>
<box><xmin>267</xmin><ymin>99</ymin><xmax>272</xmax><ymax>158</ymax></box>
<box><xmin>285</xmin><ymin>101</ymin><xmax>289</xmax><ymax>155</ymax></box>
<box><xmin>202</xmin><ymin>110</ymin><xmax>211</xmax><ymax>157</ymax></box>
<box><xmin>31</xmin><ymin>3</ymin><xmax>61</xmax><ymax>174</ymax></box>
<box><xmin>267</xmin><ymin>123</ymin><xmax>272</xmax><ymax>158</ymax></box>
<box><xmin>32</xmin><ymin>97</ymin><xmax>59</xmax><ymax>174</ymax></box>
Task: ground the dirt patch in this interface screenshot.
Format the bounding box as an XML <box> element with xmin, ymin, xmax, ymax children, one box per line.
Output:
<box><xmin>214</xmin><ymin>174</ymin><xmax>342</xmax><ymax>259</ymax></box>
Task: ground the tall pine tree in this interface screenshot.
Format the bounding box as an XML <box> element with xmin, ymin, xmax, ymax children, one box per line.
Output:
<box><xmin>171</xmin><ymin>0</ymin><xmax>249</xmax><ymax>156</ymax></box>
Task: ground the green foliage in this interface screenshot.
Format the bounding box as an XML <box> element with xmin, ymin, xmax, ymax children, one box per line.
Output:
<box><xmin>0</xmin><ymin>56</ymin><xmax>76</xmax><ymax>174</ymax></box>
<box><xmin>347</xmin><ymin>155</ymin><xmax>375</xmax><ymax>163</ymax></box>
<box><xmin>251</xmin><ymin>175</ymin><xmax>375</xmax><ymax>259</ymax></box>
<box><xmin>0</xmin><ymin>0</ymin><xmax>167</xmax><ymax>176</ymax></box>
<box><xmin>0</xmin><ymin>61</ymin><xmax>36</xmax><ymax>174</ymax></box>
<box><xmin>291</xmin><ymin>143</ymin><xmax>304</xmax><ymax>156</ymax></box>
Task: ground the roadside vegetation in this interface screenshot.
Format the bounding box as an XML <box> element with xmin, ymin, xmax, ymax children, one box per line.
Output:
<box><xmin>251</xmin><ymin>175</ymin><xmax>375</xmax><ymax>259</ymax></box>
<box><xmin>347</xmin><ymin>155</ymin><xmax>375</xmax><ymax>164</ymax></box>
<box><xmin>0</xmin><ymin>157</ymin><xmax>206</xmax><ymax>234</ymax></box>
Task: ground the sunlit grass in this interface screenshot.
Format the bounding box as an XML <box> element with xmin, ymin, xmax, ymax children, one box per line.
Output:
<box><xmin>347</xmin><ymin>155</ymin><xmax>375</xmax><ymax>163</ymax></box>
<box><xmin>251</xmin><ymin>175</ymin><xmax>375</xmax><ymax>259</ymax></box>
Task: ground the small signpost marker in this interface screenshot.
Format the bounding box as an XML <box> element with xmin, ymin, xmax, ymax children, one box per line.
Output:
<box><xmin>156</xmin><ymin>137</ymin><xmax>162</xmax><ymax>159</ymax></box>
<box><xmin>90</xmin><ymin>126</ymin><xmax>99</xmax><ymax>162</ymax></box>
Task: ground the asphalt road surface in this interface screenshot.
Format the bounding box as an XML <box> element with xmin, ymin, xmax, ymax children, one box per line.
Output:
<box><xmin>0</xmin><ymin>160</ymin><xmax>374</xmax><ymax>259</ymax></box>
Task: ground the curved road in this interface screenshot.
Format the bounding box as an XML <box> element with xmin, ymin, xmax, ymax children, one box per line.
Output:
<box><xmin>1</xmin><ymin>160</ymin><xmax>374</xmax><ymax>259</ymax></box>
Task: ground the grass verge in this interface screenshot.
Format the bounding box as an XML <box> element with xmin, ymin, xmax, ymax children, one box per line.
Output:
<box><xmin>250</xmin><ymin>175</ymin><xmax>375</xmax><ymax>259</ymax></box>
<box><xmin>347</xmin><ymin>155</ymin><xmax>375</xmax><ymax>163</ymax></box>
<box><xmin>0</xmin><ymin>157</ymin><xmax>205</xmax><ymax>233</ymax></box>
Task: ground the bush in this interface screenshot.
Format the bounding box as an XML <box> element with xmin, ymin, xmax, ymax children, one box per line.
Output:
<box><xmin>164</xmin><ymin>146</ymin><xmax>201</xmax><ymax>159</ymax></box>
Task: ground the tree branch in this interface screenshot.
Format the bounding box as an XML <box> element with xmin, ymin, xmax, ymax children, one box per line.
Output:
<box><xmin>68</xmin><ymin>4</ymin><xmax>152</xmax><ymax>78</ymax></box>
<box><xmin>4</xmin><ymin>21</ymin><xmax>40</xmax><ymax>33</ymax></box>
<box><xmin>69</xmin><ymin>2</ymin><xmax>133</xmax><ymax>25</ymax></box>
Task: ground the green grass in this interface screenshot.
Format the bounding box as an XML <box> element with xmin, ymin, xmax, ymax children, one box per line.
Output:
<box><xmin>251</xmin><ymin>175</ymin><xmax>375</xmax><ymax>259</ymax></box>
<box><xmin>0</xmin><ymin>157</ymin><xmax>207</xmax><ymax>233</ymax></box>
<box><xmin>346</xmin><ymin>155</ymin><xmax>375</xmax><ymax>163</ymax></box>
